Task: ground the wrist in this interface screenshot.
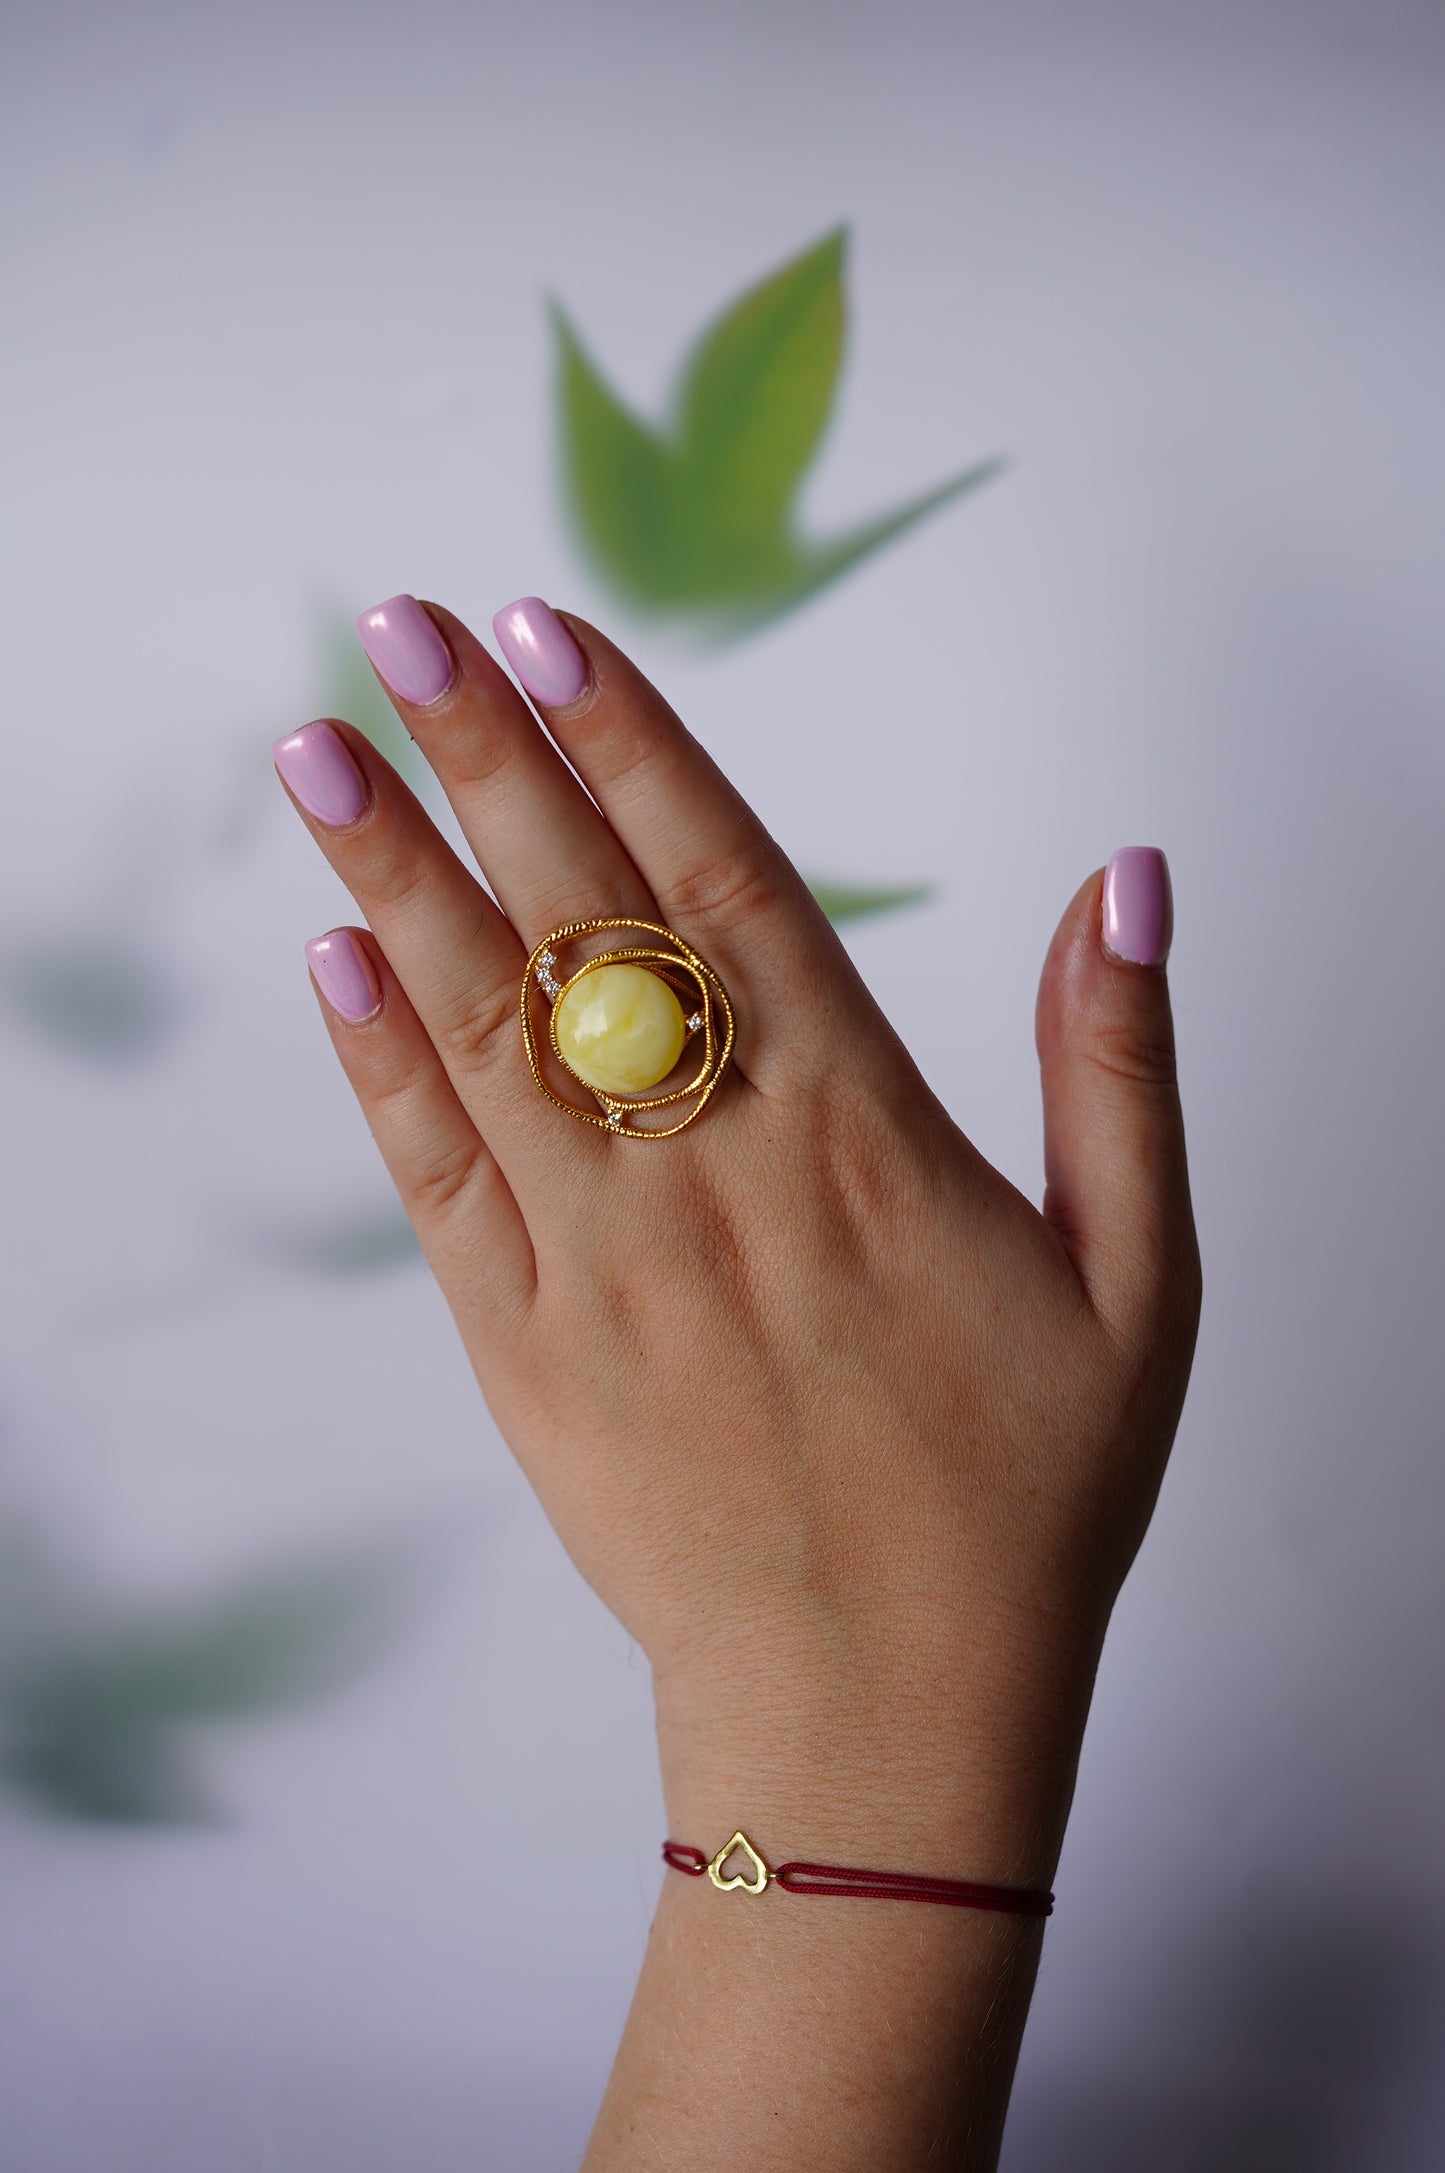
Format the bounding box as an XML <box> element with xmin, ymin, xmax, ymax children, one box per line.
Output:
<box><xmin>651</xmin><ymin>1596</ymin><xmax>1107</xmax><ymax>1892</ymax></box>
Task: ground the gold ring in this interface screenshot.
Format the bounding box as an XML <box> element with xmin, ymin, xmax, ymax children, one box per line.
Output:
<box><xmin>519</xmin><ymin>918</ymin><xmax>735</xmax><ymax>1139</ymax></box>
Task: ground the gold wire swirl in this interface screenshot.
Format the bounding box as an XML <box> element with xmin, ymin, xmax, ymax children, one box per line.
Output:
<box><xmin>519</xmin><ymin>918</ymin><xmax>735</xmax><ymax>1139</ymax></box>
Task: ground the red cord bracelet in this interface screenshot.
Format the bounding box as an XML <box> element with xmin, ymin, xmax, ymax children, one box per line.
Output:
<box><xmin>662</xmin><ymin>1829</ymin><xmax>1053</xmax><ymax>1917</ymax></box>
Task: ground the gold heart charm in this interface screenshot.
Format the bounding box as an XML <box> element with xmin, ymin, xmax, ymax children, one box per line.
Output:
<box><xmin>707</xmin><ymin>1830</ymin><xmax>770</xmax><ymax>1896</ymax></box>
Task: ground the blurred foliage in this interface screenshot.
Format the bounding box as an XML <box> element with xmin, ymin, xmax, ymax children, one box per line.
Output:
<box><xmin>264</xmin><ymin>1204</ymin><xmax>421</xmax><ymax>1276</ymax></box>
<box><xmin>554</xmin><ymin>226</ymin><xmax>1002</xmax><ymax>637</ymax></box>
<box><xmin>807</xmin><ymin>880</ymin><xmax>934</xmax><ymax>925</ymax></box>
<box><xmin>3</xmin><ymin>936</ymin><xmax>185</xmax><ymax>1062</ymax></box>
<box><xmin>0</xmin><ymin>1521</ymin><xmax>431</xmax><ymax>1823</ymax></box>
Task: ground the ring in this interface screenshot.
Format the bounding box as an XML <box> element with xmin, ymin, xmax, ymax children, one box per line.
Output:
<box><xmin>519</xmin><ymin>918</ymin><xmax>735</xmax><ymax>1139</ymax></box>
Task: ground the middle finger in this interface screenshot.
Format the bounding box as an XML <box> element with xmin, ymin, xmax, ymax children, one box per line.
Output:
<box><xmin>354</xmin><ymin>593</ymin><xmax>658</xmax><ymax>943</ymax></box>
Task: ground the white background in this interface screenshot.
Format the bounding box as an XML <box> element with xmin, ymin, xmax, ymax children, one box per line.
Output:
<box><xmin>2</xmin><ymin>2</ymin><xmax>1442</xmax><ymax>2165</ymax></box>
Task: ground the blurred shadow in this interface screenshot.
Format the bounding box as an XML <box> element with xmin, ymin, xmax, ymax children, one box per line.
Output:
<box><xmin>3</xmin><ymin>933</ymin><xmax>188</xmax><ymax>1063</ymax></box>
<box><xmin>1004</xmin><ymin>1893</ymin><xmax>1440</xmax><ymax>2172</ymax></box>
<box><xmin>0</xmin><ymin>1516</ymin><xmax>452</xmax><ymax>1825</ymax></box>
<box><xmin>0</xmin><ymin>2046</ymin><xmax>603</xmax><ymax>2173</ymax></box>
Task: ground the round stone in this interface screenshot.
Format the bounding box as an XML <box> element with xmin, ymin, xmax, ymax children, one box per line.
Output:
<box><xmin>553</xmin><ymin>962</ymin><xmax>688</xmax><ymax>1097</ymax></box>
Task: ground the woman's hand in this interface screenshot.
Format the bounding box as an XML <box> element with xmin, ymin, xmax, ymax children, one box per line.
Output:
<box><xmin>274</xmin><ymin>593</ymin><xmax>1201</xmax><ymax>2168</ymax></box>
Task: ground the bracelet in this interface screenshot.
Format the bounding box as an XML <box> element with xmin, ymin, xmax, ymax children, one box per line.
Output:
<box><xmin>662</xmin><ymin>1829</ymin><xmax>1054</xmax><ymax>1917</ymax></box>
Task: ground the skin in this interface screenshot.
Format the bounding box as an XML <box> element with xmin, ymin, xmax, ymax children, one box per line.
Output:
<box><xmin>276</xmin><ymin>600</ymin><xmax>1202</xmax><ymax>2169</ymax></box>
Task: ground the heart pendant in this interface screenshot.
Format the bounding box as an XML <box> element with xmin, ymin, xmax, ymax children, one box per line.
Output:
<box><xmin>707</xmin><ymin>1830</ymin><xmax>770</xmax><ymax>1896</ymax></box>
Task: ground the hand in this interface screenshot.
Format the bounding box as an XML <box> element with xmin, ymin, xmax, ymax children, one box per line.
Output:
<box><xmin>275</xmin><ymin>594</ymin><xmax>1199</xmax><ymax>1870</ymax></box>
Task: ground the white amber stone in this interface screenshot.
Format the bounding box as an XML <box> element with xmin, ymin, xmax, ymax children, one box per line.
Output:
<box><xmin>553</xmin><ymin>962</ymin><xmax>688</xmax><ymax>1096</ymax></box>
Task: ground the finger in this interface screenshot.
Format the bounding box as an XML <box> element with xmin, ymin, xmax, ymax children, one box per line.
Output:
<box><xmin>353</xmin><ymin>594</ymin><xmax>656</xmax><ymax>943</ymax></box>
<box><xmin>272</xmin><ymin>717</ymin><xmax>607</xmax><ymax>1192</ymax></box>
<box><xmin>1035</xmin><ymin>850</ymin><xmax>1202</xmax><ymax>1348</ymax></box>
<box><xmin>491</xmin><ymin>600</ymin><xmax>864</xmax><ymax>1085</ymax></box>
<box><xmin>303</xmin><ymin>926</ymin><xmax>534</xmax><ymax>1314</ymax></box>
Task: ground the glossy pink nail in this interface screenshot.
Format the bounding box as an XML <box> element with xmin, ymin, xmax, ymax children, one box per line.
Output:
<box><xmin>1102</xmin><ymin>847</ymin><xmax>1173</xmax><ymax>966</ymax></box>
<box><xmin>305</xmin><ymin>930</ymin><xmax>381</xmax><ymax>1021</ymax></box>
<box><xmin>355</xmin><ymin>594</ymin><xmax>454</xmax><ymax>705</ymax></box>
<box><xmin>273</xmin><ymin>721</ymin><xmax>369</xmax><ymax>827</ymax></box>
<box><xmin>492</xmin><ymin>596</ymin><xmax>588</xmax><ymax>708</ymax></box>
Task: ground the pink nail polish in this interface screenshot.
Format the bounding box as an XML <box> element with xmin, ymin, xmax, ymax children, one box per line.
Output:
<box><xmin>1102</xmin><ymin>847</ymin><xmax>1173</xmax><ymax>966</ymax></box>
<box><xmin>355</xmin><ymin>594</ymin><xmax>454</xmax><ymax>705</ymax></box>
<box><xmin>305</xmin><ymin>930</ymin><xmax>381</xmax><ymax>1020</ymax></box>
<box><xmin>273</xmin><ymin>721</ymin><xmax>369</xmax><ymax>827</ymax></box>
<box><xmin>492</xmin><ymin>596</ymin><xmax>587</xmax><ymax>708</ymax></box>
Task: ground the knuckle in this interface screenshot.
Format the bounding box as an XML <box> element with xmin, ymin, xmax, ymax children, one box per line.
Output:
<box><xmin>1085</xmin><ymin>1016</ymin><xmax>1179</xmax><ymax>1091</ymax></box>
<box><xmin>659</xmin><ymin>840</ymin><xmax>785</xmax><ymax>941</ymax></box>
<box><xmin>357</xmin><ymin>841</ymin><xmax>434</xmax><ymax>918</ymax></box>
<box><xmin>587</xmin><ymin>713</ymin><xmax>670</xmax><ymax>795</ymax></box>
<box><xmin>367</xmin><ymin>1062</ymin><xmax>424</xmax><ymax>1121</ymax></box>
<box><xmin>407</xmin><ymin>1135</ymin><xmax>492</xmax><ymax>1221</ymax></box>
<box><xmin>360</xmin><ymin>1067</ymin><xmax>494</xmax><ymax>1219</ymax></box>
<box><xmin>436</xmin><ymin>977</ymin><xmax>517</xmax><ymax>1076</ymax></box>
<box><xmin>434</xmin><ymin>718</ymin><xmax>517</xmax><ymax>794</ymax></box>
<box><xmin>536</xmin><ymin>876</ymin><xmax>650</xmax><ymax>933</ymax></box>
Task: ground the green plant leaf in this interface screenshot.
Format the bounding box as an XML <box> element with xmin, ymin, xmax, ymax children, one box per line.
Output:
<box><xmin>736</xmin><ymin>460</ymin><xmax>1006</xmax><ymax>635</ymax></box>
<box><xmin>806</xmin><ymin>879</ymin><xmax>934</xmax><ymax>926</ymax></box>
<box><xmin>10</xmin><ymin>1718</ymin><xmax>210</xmax><ymax>1825</ymax></box>
<box><xmin>552</xmin><ymin>307</ymin><xmax>683</xmax><ymax>602</ymax></box>
<box><xmin>264</xmin><ymin>1204</ymin><xmax>421</xmax><ymax>1276</ymax></box>
<box><xmin>18</xmin><ymin>1552</ymin><xmax>412</xmax><ymax>1725</ymax></box>
<box><xmin>554</xmin><ymin>226</ymin><xmax>1002</xmax><ymax>635</ymax></box>
<box><xmin>675</xmin><ymin>226</ymin><xmax>845</xmax><ymax>563</ymax></box>
<box><xmin>3</xmin><ymin>937</ymin><xmax>184</xmax><ymax>1061</ymax></box>
<box><xmin>3</xmin><ymin>1540</ymin><xmax>427</xmax><ymax>1824</ymax></box>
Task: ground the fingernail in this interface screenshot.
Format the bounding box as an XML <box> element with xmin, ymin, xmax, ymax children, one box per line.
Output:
<box><xmin>1102</xmin><ymin>847</ymin><xmax>1173</xmax><ymax>966</ymax></box>
<box><xmin>492</xmin><ymin>596</ymin><xmax>588</xmax><ymax>708</ymax></box>
<box><xmin>273</xmin><ymin>721</ymin><xmax>369</xmax><ymax>827</ymax></box>
<box><xmin>355</xmin><ymin>594</ymin><xmax>454</xmax><ymax>705</ymax></box>
<box><xmin>305</xmin><ymin>930</ymin><xmax>381</xmax><ymax>1021</ymax></box>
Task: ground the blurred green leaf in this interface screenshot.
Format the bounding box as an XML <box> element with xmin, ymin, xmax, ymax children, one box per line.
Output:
<box><xmin>12</xmin><ymin>1720</ymin><xmax>210</xmax><ymax>1825</ymax></box>
<box><xmin>806</xmin><ymin>879</ymin><xmax>934</xmax><ymax>926</ymax></box>
<box><xmin>2</xmin><ymin>1537</ymin><xmax>429</xmax><ymax>1825</ymax></box>
<box><xmin>552</xmin><ymin>311</ymin><xmax>681</xmax><ymax>604</ymax></box>
<box><xmin>738</xmin><ymin>461</ymin><xmax>1005</xmax><ymax>635</ymax></box>
<box><xmin>320</xmin><ymin>607</ymin><xmax>435</xmax><ymax>798</ymax></box>
<box><xmin>23</xmin><ymin>1555</ymin><xmax>408</xmax><ymax>1722</ymax></box>
<box><xmin>674</xmin><ymin>226</ymin><xmax>845</xmax><ymax>591</ymax></box>
<box><xmin>264</xmin><ymin>1205</ymin><xmax>421</xmax><ymax>1277</ymax></box>
<box><xmin>554</xmin><ymin>227</ymin><xmax>1002</xmax><ymax>635</ymax></box>
<box><xmin>3</xmin><ymin>938</ymin><xmax>184</xmax><ymax>1061</ymax></box>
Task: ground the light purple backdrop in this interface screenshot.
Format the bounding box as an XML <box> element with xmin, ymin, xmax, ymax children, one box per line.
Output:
<box><xmin>2</xmin><ymin>1</ymin><xmax>1442</xmax><ymax>2165</ymax></box>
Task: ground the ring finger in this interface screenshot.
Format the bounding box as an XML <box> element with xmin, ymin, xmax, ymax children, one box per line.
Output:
<box><xmin>271</xmin><ymin>714</ymin><xmax>607</xmax><ymax>1196</ymax></box>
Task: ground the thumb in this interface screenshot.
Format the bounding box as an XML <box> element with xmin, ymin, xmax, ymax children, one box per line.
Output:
<box><xmin>1035</xmin><ymin>848</ymin><xmax>1201</xmax><ymax>1342</ymax></box>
